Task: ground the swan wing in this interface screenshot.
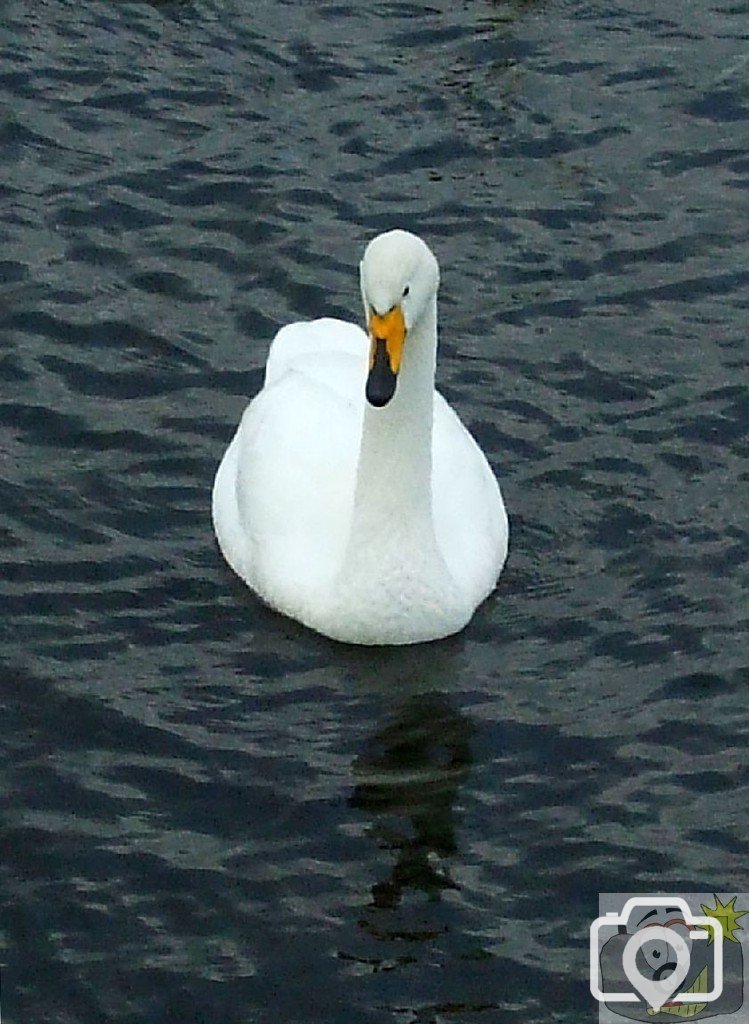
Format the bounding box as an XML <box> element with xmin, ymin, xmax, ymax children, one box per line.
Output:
<box><xmin>265</xmin><ymin>317</ymin><xmax>368</xmax><ymax>394</ymax></box>
<box><xmin>213</xmin><ymin>319</ymin><xmax>366</xmax><ymax>615</ymax></box>
<box><xmin>432</xmin><ymin>392</ymin><xmax>508</xmax><ymax>605</ymax></box>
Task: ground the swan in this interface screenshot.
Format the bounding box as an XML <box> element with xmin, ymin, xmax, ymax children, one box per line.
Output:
<box><xmin>212</xmin><ymin>229</ymin><xmax>508</xmax><ymax>645</ymax></box>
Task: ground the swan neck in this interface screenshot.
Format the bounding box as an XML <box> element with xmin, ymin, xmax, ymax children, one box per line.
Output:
<box><xmin>352</xmin><ymin>298</ymin><xmax>437</xmax><ymax>525</ymax></box>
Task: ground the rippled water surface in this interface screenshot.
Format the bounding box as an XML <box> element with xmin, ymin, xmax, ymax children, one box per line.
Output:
<box><xmin>2</xmin><ymin>0</ymin><xmax>749</xmax><ymax>1021</ymax></box>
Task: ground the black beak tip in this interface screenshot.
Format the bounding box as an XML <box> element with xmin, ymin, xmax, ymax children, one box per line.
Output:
<box><xmin>366</xmin><ymin>336</ymin><xmax>398</xmax><ymax>407</ymax></box>
<box><xmin>366</xmin><ymin>374</ymin><xmax>397</xmax><ymax>407</ymax></box>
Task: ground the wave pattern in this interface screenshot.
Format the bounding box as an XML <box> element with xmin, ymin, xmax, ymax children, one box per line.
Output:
<box><xmin>1</xmin><ymin>0</ymin><xmax>748</xmax><ymax>1021</ymax></box>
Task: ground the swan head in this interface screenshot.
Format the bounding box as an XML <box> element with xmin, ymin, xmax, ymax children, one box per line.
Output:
<box><xmin>359</xmin><ymin>230</ymin><xmax>439</xmax><ymax>407</ymax></box>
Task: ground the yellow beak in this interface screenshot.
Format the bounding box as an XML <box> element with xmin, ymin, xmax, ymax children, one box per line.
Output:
<box><xmin>368</xmin><ymin>305</ymin><xmax>406</xmax><ymax>373</ymax></box>
<box><xmin>366</xmin><ymin>305</ymin><xmax>406</xmax><ymax>407</ymax></box>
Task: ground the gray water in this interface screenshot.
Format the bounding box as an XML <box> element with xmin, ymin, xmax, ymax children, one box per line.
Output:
<box><xmin>1</xmin><ymin>0</ymin><xmax>748</xmax><ymax>1021</ymax></box>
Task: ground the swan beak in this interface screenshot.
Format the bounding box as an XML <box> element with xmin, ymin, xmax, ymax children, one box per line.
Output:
<box><xmin>366</xmin><ymin>305</ymin><xmax>406</xmax><ymax>407</ymax></box>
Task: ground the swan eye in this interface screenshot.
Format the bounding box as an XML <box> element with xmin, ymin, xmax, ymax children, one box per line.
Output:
<box><xmin>402</xmin><ymin>285</ymin><xmax>410</xmax><ymax>298</ymax></box>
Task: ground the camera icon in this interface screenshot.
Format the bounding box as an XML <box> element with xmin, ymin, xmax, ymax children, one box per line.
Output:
<box><xmin>590</xmin><ymin>896</ymin><xmax>724</xmax><ymax>1015</ymax></box>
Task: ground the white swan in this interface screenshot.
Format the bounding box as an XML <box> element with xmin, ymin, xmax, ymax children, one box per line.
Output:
<box><xmin>212</xmin><ymin>230</ymin><xmax>508</xmax><ymax>645</ymax></box>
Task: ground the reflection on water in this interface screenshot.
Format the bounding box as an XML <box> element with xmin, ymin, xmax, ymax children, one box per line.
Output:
<box><xmin>351</xmin><ymin>693</ymin><xmax>472</xmax><ymax>912</ymax></box>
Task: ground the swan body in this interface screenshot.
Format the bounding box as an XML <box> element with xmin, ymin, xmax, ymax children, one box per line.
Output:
<box><xmin>213</xmin><ymin>230</ymin><xmax>508</xmax><ymax>645</ymax></box>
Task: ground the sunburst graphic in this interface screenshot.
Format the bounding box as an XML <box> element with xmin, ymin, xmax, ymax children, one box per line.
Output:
<box><xmin>699</xmin><ymin>894</ymin><xmax>748</xmax><ymax>944</ymax></box>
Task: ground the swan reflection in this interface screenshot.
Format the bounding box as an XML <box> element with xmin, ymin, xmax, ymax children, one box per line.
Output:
<box><xmin>350</xmin><ymin>693</ymin><xmax>473</xmax><ymax>912</ymax></box>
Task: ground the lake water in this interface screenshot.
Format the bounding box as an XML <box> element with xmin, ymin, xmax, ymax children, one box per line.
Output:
<box><xmin>1</xmin><ymin>0</ymin><xmax>748</xmax><ymax>1021</ymax></box>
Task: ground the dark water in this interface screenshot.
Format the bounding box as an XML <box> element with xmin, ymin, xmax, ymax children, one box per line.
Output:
<box><xmin>1</xmin><ymin>0</ymin><xmax>748</xmax><ymax>1021</ymax></box>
